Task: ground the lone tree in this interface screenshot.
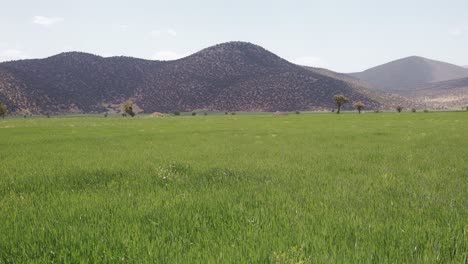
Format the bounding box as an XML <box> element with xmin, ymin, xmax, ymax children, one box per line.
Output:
<box><xmin>396</xmin><ymin>106</ymin><xmax>403</xmax><ymax>113</ymax></box>
<box><xmin>334</xmin><ymin>95</ymin><xmax>349</xmax><ymax>114</ymax></box>
<box><xmin>353</xmin><ymin>102</ymin><xmax>365</xmax><ymax>114</ymax></box>
<box><xmin>0</xmin><ymin>101</ymin><xmax>7</xmax><ymax>119</ymax></box>
<box><xmin>122</xmin><ymin>101</ymin><xmax>135</xmax><ymax>117</ymax></box>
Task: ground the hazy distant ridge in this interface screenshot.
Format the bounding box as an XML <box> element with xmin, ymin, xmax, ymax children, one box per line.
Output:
<box><xmin>350</xmin><ymin>56</ymin><xmax>468</xmax><ymax>91</ymax></box>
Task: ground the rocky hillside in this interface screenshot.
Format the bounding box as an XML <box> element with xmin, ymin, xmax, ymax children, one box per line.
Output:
<box><xmin>0</xmin><ymin>42</ymin><xmax>391</xmax><ymax>114</ymax></box>
<box><xmin>399</xmin><ymin>77</ymin><xmax>468</xmax><ymax>107</ymax></box>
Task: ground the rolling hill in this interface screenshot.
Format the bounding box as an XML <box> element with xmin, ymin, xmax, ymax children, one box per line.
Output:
<box><xmin>350</xmin><ymin>56</ymin><xmax>468</xmax><ymax>91</ymax></box>
<box><xmin>0</xmin><ymin>42</ymin><xmax>390</xmax><ymax>114</ymax></box>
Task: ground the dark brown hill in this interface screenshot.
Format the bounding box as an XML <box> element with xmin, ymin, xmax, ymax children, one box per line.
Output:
<box><xmin>0</xmin><ymin>42</ymin><xmax>387</xmax><ymax>113</ymax></box>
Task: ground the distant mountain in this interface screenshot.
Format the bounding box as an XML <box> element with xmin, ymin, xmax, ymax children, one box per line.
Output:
<box><xmin>350</xmin><ymin>56</ymin><xmax>468</xmax><ymax>91</ymax></box>
<box><xmin>464</xmin><ymin>65</ymin><xmax>468</xmax><ymax>68</ymax></box>
<box><xmin>0</xmin><ymin>42</ymin><xmax>388</xmax><ymax>114</ymax></box>
<box><xmin>303</xmin><ymin>66</ymin><xmax>414</xmax><ymax>108</ymax></box>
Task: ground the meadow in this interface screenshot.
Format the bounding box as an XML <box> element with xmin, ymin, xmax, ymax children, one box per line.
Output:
<box><xmin>0</xmin><ymin>112</ymin><xmax>467</xmax><ymax>263</ymax></box>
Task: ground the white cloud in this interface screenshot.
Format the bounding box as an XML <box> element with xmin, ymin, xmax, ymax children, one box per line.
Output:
<box><xmin>33</xmin><ymin>16</ymin><xmax>64</xmax><ymax>26</ymax></box>
<box><xmin>152</xmin><ymin>51</ymin><xmax>188</xmax><ymax>61</ymax></box>
<box><xmin>150</xmin><ymin>28</ymin><xmax>177</xmax><ymax>38</ymax></box>
<box><xmin>0</xmin><ymin>49</ymin><xmax>27</xmax><ymax>62</ymax></box>
<box><xmin>291</xmin><ymin>56</ymin><xmax>327</xmax><ymax>68</ymax></box>
<box><xmin>119</xmin><ymin>25</ymin><xmax>129</xmax><ymax>31</ymax></box>
<box><xmin>448</xmin><ymin>27</ymin><xmax>463</xmax><ymax>37</ymax></box>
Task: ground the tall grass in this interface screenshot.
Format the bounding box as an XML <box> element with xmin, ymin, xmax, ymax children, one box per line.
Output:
<box><xmin>0</xmin><ymin>113</ymin><xmax>466</xmax><ymax>263</ymax></box>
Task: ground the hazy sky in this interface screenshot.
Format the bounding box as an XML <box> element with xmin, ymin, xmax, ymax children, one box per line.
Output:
<box><xmin>0</xmin><ymin>0</ymin><xmax>467</xmax><ymax>72</ymax></box>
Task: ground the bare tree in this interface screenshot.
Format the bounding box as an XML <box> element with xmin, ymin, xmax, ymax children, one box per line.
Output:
<box><xmin>334</xmin><ymin>95</ymin><xmax>349</xmax><ymax>114</ymax></box>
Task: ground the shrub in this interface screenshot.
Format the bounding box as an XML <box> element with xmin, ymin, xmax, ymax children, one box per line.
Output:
<box><xmin>396</xmin><ymin>106</ymin><xmax>403</xmax><ymax>113</ymax></box>
<box><xmin>204</xmin><ymin>112</ymin><xmax>208</xmax><ymax>116</ymax></box>
<box><xmin>0</xmin><ymin>101</ymin><xmax>8</xmax><ymax>119</ymax></box>
<box><xmin>374</xmin><ymin>110</ymin><xmax>381</xmax><ymax>113</ymax></box>
<box><xmin>192</xmin><ymin>112</ymin><xmax>196</xmax><ymax>116</ymax></box>
<box><xmin>104</xmin><ymin>112</ymin><xmax>108</xmax><ymax>117</ymax></box>
<box><xmin>122</xmin><ymin>101</ymin><xmax>135</xmax><ymax>117</ymax></box>
<box><xmin>295</xmin><ymin>111</ymin><xmax>300</xmax><ymax>114</ymax></box>
<box><xmin>411</xmin><ymin>108</ymin><xmax>417</xmax><ymax>113</ymax></box>
<box><xmin>423</xmin><ymin>109</ymin><xmax>429</xmax><ymax>113</ymax></box>
<box><xmin>174</xmin><ymin>111</ymin><xmax>180</xmax><ymax>116</ymax></box>
<box><xmin>225</xmin><ymin>112</ymin><xmax>228</xmax><ymax>115</ymax></box>
<box><xmin>231</xmin><ymin>112</ymin><xmax>236</xmax><ymax>115</ymax></box>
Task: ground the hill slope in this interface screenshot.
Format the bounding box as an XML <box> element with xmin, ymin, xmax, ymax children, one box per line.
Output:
<box><xmin>399</xmin><ymin>77</ymin><xmax>468</xmax><ymax>107</ymax></box>
<box><xmin>0</xmin><ymin>42</ymin><xmax>389</xmax><ymax>113</ymax></box>
<box><xmin>303</xmin><ymin>66</ymin><xmax>414</xmax><ymax>108</ymax></box>
<box><xmin>350</xmin><ymin>56</ymin><xmax>468</xmax><ymax>91</ymax></box>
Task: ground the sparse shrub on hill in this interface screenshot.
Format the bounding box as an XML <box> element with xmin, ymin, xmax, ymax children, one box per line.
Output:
<box><xmin>334</xmin><ymin>95</ymin><xmax>349</xmax><ymax>114</ymax></box>
<box><xmin>122</xmin><ymin>113</ymin><xmax>127</xmax><ymax>117</ymax></box>
<box><xmin>46</xmin><ymin>112</ymin><xmax>50</xmax><ymax>118</ymax></box>
<box><xmin>174</xmin><ymin>111</ymin><xmax>180</xmax><ymax>116</ymax></box>
<box><xmin>396</xmin><ymin>106</ymin><xmax>403</xmax><ymax>113</ymax></box>
<box><xmin>374</xmin><ymin>110</ymin><xmax>381</xmax><ymax>113</ymax></box>
<box><xmin>104</xmin><ymin>112</ymin><xmax>108</xmax><ymax>117</ymax></box>
<box><xmin>353</xmin><ymin>102</ymin><xmax>365</xmax><ymax>114</ymax></box>
<box><xmin>411</xmin><ymin>108</ymin><xmax>417</xmax><ymax>113</ymax></box>
<box><xmin>204</xmin><ymin>112</ymin><xmax>208</xmax><ymax>116</ymax></box>
<box><xmin>424</xmin><ymin>109</ymin><xmax>429</xmax><ymax>113</ymax></box>
<box><xmin>0</xmin><ymin>101</ymin><xmax>8</xmax><ymax>118</ymax></box>
<box><xmin>225</xmin><ymin>112</ymin><xmax>228</xmax><ymax>115</ymax></box>
<box><xmin>122</xmin><ymin>101</ymin><xmax>135</xmax><ymax>117</ymax></box>
<box><xmin>295</xmin><ymin>111</ymin><xmax>300</xmax><ymax>114</ymax></box>
<box><xmin>231</xmin><ymin>112</ymin><xmax>236</xmax><ymax>115</ymax></box>
<box><xmin>192</xmin><ymin>112</ymin><xmax>196</xmax><ymax>116</ymax></box>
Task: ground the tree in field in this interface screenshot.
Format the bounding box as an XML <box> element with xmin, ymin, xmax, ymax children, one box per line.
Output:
<box><xmin>0</xmin><ymin>101</ymin><xmax>7</xmax><ymax>119</ymax></box>
<box><xmin>353</xmin><ymin>102</ymin><xmax>365</xmax><ymax>114</ymax></box>
<box><xmin>396</xmin><ymin>106</ymin><xmax>403</xmax><ymax>113</ymax></box>
<box><xmin>122</xmin><ymin>101</ymin><xmax>135</xmax><ymax>117</ymax></box>
<box><xmin>334</xmin><ymin>95</ymin><xmax>349</xmax><ymax>114</ymax></box>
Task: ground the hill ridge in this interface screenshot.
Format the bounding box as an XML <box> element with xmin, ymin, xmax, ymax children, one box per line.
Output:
<box><xmin>0</xmin><ymin>41</ymin><xmax>402</xmax><ymax>113</ymax></box>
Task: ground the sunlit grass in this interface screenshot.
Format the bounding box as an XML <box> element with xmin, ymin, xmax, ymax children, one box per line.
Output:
<box><xmin>0</xmin><ymin>113</ymin><xmax>467</xmax><ymax>263</ymax></box>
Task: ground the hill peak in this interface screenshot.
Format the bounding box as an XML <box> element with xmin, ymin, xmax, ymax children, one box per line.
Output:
<box><xmin>47</xmin><ymin>52</ymin><xmax>103</xmax><ymax>60</ymax></box>
<box><xmin>351</xmin><ymin>56</ymin><xmax>468</xmax><ymax>90</ymax></box>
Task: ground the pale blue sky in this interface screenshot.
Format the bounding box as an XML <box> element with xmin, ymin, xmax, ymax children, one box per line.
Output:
<box><xmin>0</xmin><ymin>0</ymin><xmax>467</xmax><ymax>72</ymax></box>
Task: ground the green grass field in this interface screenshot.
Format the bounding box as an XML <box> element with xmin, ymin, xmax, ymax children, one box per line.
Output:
<box><xmin>0</xmin><ymin>113</ymin><xmax>467</xmax><ymax>263</ymax></box>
